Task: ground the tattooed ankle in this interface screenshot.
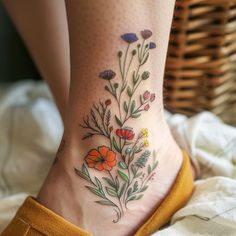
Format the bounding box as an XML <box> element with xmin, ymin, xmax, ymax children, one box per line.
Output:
<box><xmin>74</xmin><ymin>29</ymin><xmax>158</xmax><ymax>223</ymax></box>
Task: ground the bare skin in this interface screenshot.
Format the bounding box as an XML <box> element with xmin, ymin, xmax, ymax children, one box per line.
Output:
<box><xmin>3</xmin><ymin>0</ymin><xmax>70</xmax><ymax>120</ymax></box>
<box><xmin>3</xmin><ymin>0</ymin><xmax>196</xmax><ymax>235</ymax></box>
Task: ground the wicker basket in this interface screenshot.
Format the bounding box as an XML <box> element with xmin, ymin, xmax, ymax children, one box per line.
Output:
<box><xmin>164</xmin><ymin>0</ymin><xmax>236</xmax><ymax>125</ymax></box>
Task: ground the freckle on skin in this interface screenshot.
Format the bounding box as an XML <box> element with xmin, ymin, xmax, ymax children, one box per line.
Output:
<box><xmin>65</xmin><ymin>0</ymin><xmax>165</xmax><ymax>137</ymax></box>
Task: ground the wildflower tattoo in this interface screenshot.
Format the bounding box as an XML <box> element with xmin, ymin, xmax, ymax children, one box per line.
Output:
<box><xmin>74</xmin><ymin>29</ymin><xmax>158</xmax><ymax>223</ymax></box>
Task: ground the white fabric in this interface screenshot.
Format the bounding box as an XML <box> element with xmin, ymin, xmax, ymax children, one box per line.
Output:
<box><xmin>0</xmin><ymin>81</ymin><xmax>235</xmax><ymax>235</ymax></box>
<box><xmin>0</xmin><ymin>81</ymin><xmax>63</xmax><ymax>231</ymax></box>
<box><xmin>155</xmin><ymin>111</ymin><xmax>236</xmax><ymax>235</ymax></box>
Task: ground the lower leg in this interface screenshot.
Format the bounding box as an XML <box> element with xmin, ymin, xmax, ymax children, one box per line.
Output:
<box><xmin>3</xmin><ymin>0</ymin><xmax>70</xmax><ymax>120</ymax></box>
<box><xmin>37</xmin><ymin>0</ymin><xmax>183</xmax><ymax>235</ymax></box>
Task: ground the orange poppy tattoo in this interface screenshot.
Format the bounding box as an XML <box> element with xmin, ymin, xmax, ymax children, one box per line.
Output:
<box><xmin>85</xmin><ymin>146</ymin><xmax>117</xmax><ymax>171</ymax></box>
<box><xmin>75</xmin><ymin>29</ymin><xmax>158</xmax><ymax>223</ymax></box>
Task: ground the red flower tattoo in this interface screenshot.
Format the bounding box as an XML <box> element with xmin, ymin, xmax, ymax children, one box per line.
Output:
<box><xmin>150</xmin><ymin>93</ymin><xmax>156</xmax><ymax>102</ymax></box>
<box><xmin>105</xmin><ymin>99</ymin><xmax>112</xmax><ymax>106</ymax></box>
<box><xmin>116</xmin><ymin>128</ymin><xmax>135</xmax><ymax>140</ymax></box>
<box><xmin>144</xmin><ymin>104</ymin><xmax>150</xmax><ymax>111</ymax></box>
<box><xmin>143</xmin><ymin>91</ymin><xmax>151</xmax><ymax>100</ymax></box>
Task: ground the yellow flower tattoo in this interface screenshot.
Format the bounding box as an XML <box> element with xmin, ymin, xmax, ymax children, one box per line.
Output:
<box><xmin>143</xmin><ymin>139</ymin><xmax>149</xmax><ymax>147</ymax></box>
<box><xmin>141</xmin><ymin>128</ymin><xmax>149</xmax><ymax>138</ymax></box>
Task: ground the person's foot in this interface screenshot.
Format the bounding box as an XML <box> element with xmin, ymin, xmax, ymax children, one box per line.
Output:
<box><xmin>36</xmin><ymin>27</ymin><xmax>195</xmax><ymax>236</ymax></box>
<box><xmin>37</xmin><ymin>119</ymin><xmax>185</xmax><ymax>236</ymax></box>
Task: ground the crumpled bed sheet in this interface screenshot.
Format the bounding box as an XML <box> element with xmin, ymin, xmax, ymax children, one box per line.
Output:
<box><xmin>0</xmin><ymin>81</ymin><xmax>236</xmax><ymax>235</ymax></box>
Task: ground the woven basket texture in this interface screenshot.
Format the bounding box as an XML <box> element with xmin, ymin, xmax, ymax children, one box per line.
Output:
<box><xmin>164</xmin><ymin>0</ymin><xmax>236</xmax><ymax>125</ymax></box>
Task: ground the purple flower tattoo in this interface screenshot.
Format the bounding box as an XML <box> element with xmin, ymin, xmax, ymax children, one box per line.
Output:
<box><xmin>149</xmin><ymin>42</ymin><xmax>156</xmax><ymax>49</ymax></box>
<box><xmin>121</xmin><ymin>33</ymin><xmax>139</xmax><ymax>43</ymax></box>
<box><xmin>141</xmin><ymin>29</ymin><xmax>152</xmax><ymax>39</ymax></box>
<box><xmin>99</xmin><ymin>70</ymin><xmax>116</xmax><ymax>80</ymax></box>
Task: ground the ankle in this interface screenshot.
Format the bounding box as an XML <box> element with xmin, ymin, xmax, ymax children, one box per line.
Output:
<box><xmin>57</xmin><ymin>112</ymin><xmax>180</xmax><ymax>169</ymax></box>
<box><xmin>37</xmin><ymin>116</ymin><xmax>183</xmax><ymax>223</ymax></box>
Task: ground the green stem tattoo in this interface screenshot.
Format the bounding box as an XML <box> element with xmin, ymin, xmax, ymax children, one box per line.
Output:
<box><xmin>75</xmin><ymin>29</ymin><xmax>158</xmax><ymax>223</ymax></box>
